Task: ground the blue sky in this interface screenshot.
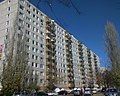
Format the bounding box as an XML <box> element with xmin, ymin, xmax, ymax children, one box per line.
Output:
<box><xmin>30</xmin><ymin>0</ymin><xmax>120</xmax><ymax>67</ymax></box>
<box><xmin>1</xmin><ymin>0</ymin><xmax>120</xmax><ymax>67</ymax></box>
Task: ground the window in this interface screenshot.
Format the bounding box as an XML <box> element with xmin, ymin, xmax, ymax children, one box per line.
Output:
<box><xmin>32</xmin><ymin>47</ymin><xmax>35</xmax><ymax>52</ymax></box>
<box><xmin>36</xmin><ymin>48</ymin><xmax>38</xmax><ymax>53</ymax></box>
<box><xmin>40</xmin><ymin>44</ymin><xmax>43</xmax><ymax>48</ymax></box>
<box><xmin>27</xmin><ymin>3</ymin><xmax>31</xmax><ymax>8</ymax></box>
<box><xmin>33</xmin><ymin>21</ymin><xmax>35</xmax><ymax>25</ymax></box>
<box><xmin>35</xmin><ymin>56</ymin><xmax>38</xmax><ymax>60</ymax></box>
<box><xmin>41</xmin><ymin>19</ymin><xmax>43</xmax><ymax>25</ymax></box>
<box><xmin>40</xmin><ymin>64</ymin><xmax>44</xmax><ymax>68</ymax></box>
<box><xmin>40</xmin><ymin>50</ymin><xmax>43</xmax><ymax>54</ymax></box>
<box><xmin>40</xmin><ymin>79</ymin><xmax>43</xmax><ymax>83</ymax></box>
<box><xmin>19</xmin><ymin>19</ymin><xmax>23</xmax><ymax>24</ymax></box>
<box><xmin>6</xmin><ymin>21</ymin><xmax>9</xmax><ymax>25</ymax></box>
<box><xmin>27</xmin><ymin>9</ymin><xmax>30</xmax><ymax>14</ymax></box>
<box><xmin>32</xmin><ymin>33</ymin><xmax>35</xmax><ymax>38</ymax></box>
<box><xmin>32</xmin><ymin>40</ymin><xmax>35</xmax><ymax>45</ymax></box>
<box><xmin>33</xmin><ymin>8</ymin><xmax>35</xmax><ymax>12</ymax></box>
<box><xmin>26</xmin><ymin>45</ymin><xmax>29</xmax><ymax>50</ymax></box>
<box><xmin>19</xmin><ymin>12</ymin><xmax>24</xmax><ymax>17</ymax></box>
<box><xmin>8</xmin><ymin>0</ymin><xmax>11</xmax><ymax>3</ymax></box>
<box><xmin>36</xmin><ymin>23</ymin><xmax>39</xmax><ymax>26</ymax></box>
<box><xmin>36</xmin><ymin>28</ymin><xmax>39</xmax><ymax>33</ymax></box>
<box><xmin>40</xmin><ymin>31</ymin><xmax>43</xmax><ymax>35</ymax></box>
<box><xmin>7</xmin><ymin>14</ymin><xmax>10</xmax><ymax>18</ymax></box>
<box><xmin>36</xmin><ymin>42</ymin><xmax>38</xmax><ymax>46</ymax></box>
<box><xmin>5</xmin><ymin>35</ymin><xmax>8</xmax><ymax>39</ymax></box>
<box><xmin>26</xmin><ymin>23</ymin><xmax>31</xmax><ymax>28</ymax></box>
<box><xmin>36</xmin><ymin>16</ymin><xmax>39</xmax><ymax>21</ymax></box>
<box><xmin>40</xmin><ymin>57</ymin><xmax>43</xmax><ymax>60</ymax></box>
<box><xmin>33</xmin><ymin>27</ymin><xmax>36</xmax><ymax>31</ymax></box>
<box><xmin>20</xmin><ymin>5</ymin><xmax>24</xmax><ymax>10</ymax></box>
<box><xmin>26</xmin><ymin>30</ymin><xmax>30</xmax><ymax>35</ymax></box>
<box><xmin>27</xmin><ymin>53</ymin><xmax>29</xmax><ymax>57</ymax></box>
<box><xmin>36</xmin><ymin>35</ymin><xmax>38</xmax><ymax>39</ymax></box>
<box><xmin>40</xmin><ymin>71</ymin><xmax>44</xmax><ymax>76</ymax></box>
<box><xmin>41</xmin><ymin>13</ymin><xmax>43</xmax><ymax>16</ymax></box>
<box><xmin>7</xmin><ymin>7</ymin><xmax>11</xmax><ymax>11</ymax></box>
<box><xmin>26</xmin><ymin>17</ymin><xmax>31</xmax><ymax>22</ymax></box>
<box><xmin>33</xmin><ymin>70</ymin><xmax>36</xmax><ymax>75</ymax></box>
<box><xmin>36</xmin><ymin>10</ymin><xmax>39</xmax><ymax>14</ymax></box>
<box><xmin>35</xmin><ymin>63</ymin><xmax>37</xmax><ymax>67</ymax></box>
<box><xmin>33</xmin><ymin>14</ymin><xmax>35</xmax><ymax>18</ymax></box>
<box><xmin>32</xmin><ymin>62</ymin><xmax>34</xmax><ymax>66</ymax></box>
<box><xmin>27</xmin><ymin>38</ymin><xmax>30</xmax><ymax>42</ymax></box>
<box><xmin>6</xmin><ymin>28</ymin><xmax>9</xmax><ymax>32</ymax></box>
<box><xmin>32</xmin><ymin>55</ymin><xmax>35</xmax><ymax>59</ymax></box>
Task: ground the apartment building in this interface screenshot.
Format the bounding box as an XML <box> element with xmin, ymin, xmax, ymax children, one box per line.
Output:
<box><xmin>0</xmin><ymin>0</ymin><xmax>100</xmax><ymax>90</ymax></box>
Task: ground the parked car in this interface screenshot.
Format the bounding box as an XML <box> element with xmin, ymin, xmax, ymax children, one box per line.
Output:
<box><xmin>47</xmin><ymin>92</ymin><xmax>58</xmax><ymax>96</ymax></box>
<box><xmin>104</xmin><ymin>88</ymin><xmax>118</xmax><ymax>96</ymax></box>
<box><xmin>69</xmin><ymin>90</ymin><xmax>81</xmax><ymax>96</ymax></box>
<box><xmin>101</xmin><ymin>87</ymin><xmax>107</xmax><ymax>93</ymax></box>
<box><xmin>13</xmin><ymin>91</ymin><xmax>29</xmax><ymax>96</ymax></box>
<box><xmin>92</xmin><ymin>88</ymin><xmax>98</xmax><ymax>94</ymax></box>
<box><xmin>84</xmin><ymin>88</ymin><xmax>92</xmax><ymax>96</ymax></box>
<box><xmin>36</xmin><ymin>91</ymin><xmax>48</xmax><ymax>96</ymax></box>
<box><xmin>58</xmin><ymin>90</ymin><xmax>68</xmax><ymax>95</ymax></box>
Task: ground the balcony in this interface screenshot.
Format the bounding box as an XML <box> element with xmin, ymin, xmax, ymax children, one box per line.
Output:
<box><xmin>94</xmin><ymin>61</ymin><xmax>97</xmax><ymax>64</ymax></box>
<box><xmin>51</xmin><ymin>39</ymin><xmax>56</xmax><ymax>43</ymax></box>
<box><xmin>46</xmin><ymin>35</ymin><xmax>51</xmax><ymax>40</ymax></box>
<box><xmin>46</xmin><ymin>54</ymin><xmax>52</xmax><ymax>59</ymax></box>
<box><xmin>80</xmin><ymin>68</ymin><xmax>85</xmax><ymax>72</ymax></box>
<box><xmin>79</xmin><ymin>51</ymin><xmax>83</xmax><ymax>55</ymax></box>
<box><xmin>89</xmin><ymin>71</ymin><xmax>93</xmax><ymax>74</ymax></box>
<box><xmin>46</xmin><ymin>63</ymin><xmax>52</xmax><ymax>68</ymax></box>
<box><xmin>51</xmin><ymin>44</ymin><xmax>56</xmax><ymax>48</ymax></box>
<box><xmin>68</xmin><ymin>82</ymin><xmax>74</xmax><ymax>89</ymax></box>
<box><xmin>46</xmin><ymin>42</ymin><xmax>52</xmax><ymax>46</ymax></box>
<box><xmin>46</xmin><ymin>64</ymin><xmax>56</xmax><ymax>71</ymax></box>
<box><xmin>46</xmin><ymin>20</ymin><xmax>51</xmax><ymax>24</ymax></box>
<box><xmin>46</xmin><ymin>44</ymin><xmax>52</xmax><ymax>48</ymax></box>
<box><xmin>46</xmin><ymin>39</ymin><xmax>51</xmax><ymax>43</ymax></box>
<box><xmin>65</xmin><ymin>34</ymin><xmax>71</xmax><ymax>40</ymax></box>
<box><xmin>89</xmin><ymin>67</ymin><xmax>92</xmax><ymax>71</ymax></box>
<box><xmin>52</xmin><ymin>65</ymin><xmax>57</xmax><ymax>70</ymax></box>
<box><xmin>65</xmin><ymin>39</ymin><xmax>71</xmax><ymax>43</ymax></box>
<box><xmin>46</xmin><ymin>59</ymin><xmax>52</xmax><ymax>63</ymax></box>
<box><xmin>65</xmin><ymin>33</ymin><xmax>69</xmax><ymax>38</ymax></box>
<box><xmin>66</xmin><ymin>59</ymin><xmax>73</xmax><ymax>63</ymax></box>
<box><xmin>67</xmin><ymin>68</ymin><xmax>73</xmax><ymax>73</ymax></box>
<box><xmin>68</xmin><ymin>77</ymin><xmax>74</xmax><ymax>81</ymax></box>
<box><xmin>46</xmin><ymin>21</ymin><xmax>56</xmax><ymax>32</ymax></box>
<box><xmin>67</xmin><ymin>64</ymin><xmax>73</xmax><ymax>68</ymax></box>
<box><xmin>66</xmin><ymin>54</ymin><xmax>72</xmax><ymax>58</ymax></box>
<box><xmin>50</xmin><ymin>32</ymin><xmax>56</xmax><ymax>37</ymax></box>
<box><xmin>68</xmin><ymin>73</ymin><xmax>74</xmax><ymax>77</ymax></box>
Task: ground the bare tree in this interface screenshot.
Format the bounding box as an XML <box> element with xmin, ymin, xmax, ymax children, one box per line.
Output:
<box><xmin>105</xmin><ymin>21</ymin><xmax>120</xmax><ymax>87</ymax></box>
